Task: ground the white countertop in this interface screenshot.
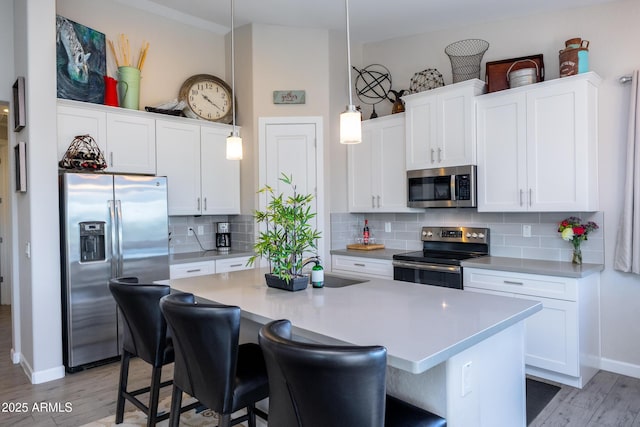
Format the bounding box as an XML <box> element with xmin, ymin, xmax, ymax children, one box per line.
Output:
<box><xmin>461</xmin><ymin>256</ymin><xmax>604</xmax><ymax>278</ymax></box>
<box><xmin>160</xmin><ymin>268</ymin><xmax>541</xmax><ymax>374</ymax></box>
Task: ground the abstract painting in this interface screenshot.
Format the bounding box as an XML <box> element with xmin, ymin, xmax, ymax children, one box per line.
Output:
<box><xmin>56</xmin><ymin>15</ymin><xmax>106</xmax><ymax>104</ymax></box>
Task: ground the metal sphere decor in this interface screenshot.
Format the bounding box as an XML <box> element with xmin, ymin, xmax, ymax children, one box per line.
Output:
<box><xmin>408</xmin><ymin>68</ymin><xmax>445</xmax><ymax>94</ymax></box>
<box><xmin>353</xmin><ymin>64</ymin><xmax>392</xmax><ymax>106</ymax></box>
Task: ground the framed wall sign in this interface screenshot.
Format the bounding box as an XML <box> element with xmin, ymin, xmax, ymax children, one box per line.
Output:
<box><xmin>12</xmin><ymin>76</ymin><xmax>26</xmax><ymax>132</ymax></box>
<box><xmin>273</xmin><ymin>90</ymin><xmax>306</xmax><ymax>104</ymax></box>
<box><xmin>14</xmin><ymin>141</ymin><xmax>27</xmax><ymax>193</ymax></box>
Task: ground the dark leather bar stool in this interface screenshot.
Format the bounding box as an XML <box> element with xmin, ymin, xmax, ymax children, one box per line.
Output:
<box><xmin>159</xmin><ymin>292</ymin><xmax>269</xmax><ymax>427</ymax></box>
<box><xmin>108</xmin><ymin>277</ymin><xmax>199</xmax><ymax>426</ymax></box>
<box><xmin>258</xmin><ymin>319</ymin><xmax>447</xmax><ymax>427</ymax></box>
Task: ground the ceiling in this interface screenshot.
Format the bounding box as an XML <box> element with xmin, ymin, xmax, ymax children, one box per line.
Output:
<box><xmin>129</xmin><ymin>0</ymin><xmax>616</xmax><ymax>43</ymax></box>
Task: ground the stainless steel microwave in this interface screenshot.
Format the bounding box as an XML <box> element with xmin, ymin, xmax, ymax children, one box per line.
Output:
<box><xmin>407</xmin><ymin>165</ymin><xmax>477</xmax><ymax>208</ymax></box>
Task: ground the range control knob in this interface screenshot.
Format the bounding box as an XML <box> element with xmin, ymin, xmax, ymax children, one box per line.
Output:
<box><xmin>478</xmin><ymin>233</ymin><xmax>485</xmax><ymax>239</ymax></box>
<box><xmin>422</xmin><ymin>230</ymin><xmax>433</xmax><ymax>238</ymax></box>
<box><xmin>466</xmin><ymin>232</ymin><xmax>472</xmax><ymax>238</ymax></box>
<box><xmin>472</xmin><ymin>233</ymin><xmax>478</xmax><ymax>238</ymax></box>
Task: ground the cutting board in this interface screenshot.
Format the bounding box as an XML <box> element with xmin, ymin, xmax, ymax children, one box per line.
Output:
<box><xmin>346</xmin><ymin>243</ymin><xmax>385</xmax><ymax>251</ymax></box>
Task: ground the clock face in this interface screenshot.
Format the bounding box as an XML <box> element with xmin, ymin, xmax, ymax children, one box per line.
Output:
<box><xmin>179</xmin><ymin>74</ymin><xmax>233</xmax><ymax>123</ymax></box>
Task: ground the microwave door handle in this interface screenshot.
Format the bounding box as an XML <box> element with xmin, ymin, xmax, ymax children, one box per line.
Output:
<box><xmin>451</xmin><ymin>175</ymin><xmax>456</xmax><ymax>201</ymax></box>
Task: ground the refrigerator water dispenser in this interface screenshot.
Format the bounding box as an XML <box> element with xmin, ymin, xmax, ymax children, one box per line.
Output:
<box><xmin>80</xmin><ymin>221</ymin><xmax>106</xmax><ymax>262</ymax></box>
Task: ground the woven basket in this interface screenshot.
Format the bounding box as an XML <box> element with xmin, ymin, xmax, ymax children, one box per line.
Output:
<box><xmin>445</xmin><ymin>39</ymin><xmax>489</xmax><ymax>83</ymax></box>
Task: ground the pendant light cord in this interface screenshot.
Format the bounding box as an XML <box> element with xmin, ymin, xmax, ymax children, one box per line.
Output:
<box><xmin>345</xmin><ymin>0</ymin><xmax>354</xmax><ymax>107</ymax></box>
<box><xmin>231</xmin><ymin>0</ymin><xmax>237</xmax><ymax>134</ymax></box>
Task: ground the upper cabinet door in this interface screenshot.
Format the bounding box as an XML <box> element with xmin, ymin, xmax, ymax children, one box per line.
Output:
<box><xmin>200</xmin><ymin>125</ymin><xmax>240</xmax><ymax>215</ymax></box>
<box><xmin>476</xmin><ymin>92</ymin><xmax>528</xmax><ymax>212</ymax></box>
<box><xmin>156</xmin><ymin>119</ymin><xmax>202</xmax><ymax>216</ymax></box>
<box><xmin>405</xmin><ymin>79</ymin><xmax>485</xmax><ymax>170</ymax></box>
<box><xmin>477</xmin><ymin>72</ymin><xmax>601</xmax><ymax>212</ymax></box>
<box><xmin>57</xmin><ymin>105</ymin><xmax>107</xmax><ymax>162</ymax></box>
<box><xmin>106</xmin><ymin>113</ymin><xmax>156</xmax><ymax>174</ymax></box>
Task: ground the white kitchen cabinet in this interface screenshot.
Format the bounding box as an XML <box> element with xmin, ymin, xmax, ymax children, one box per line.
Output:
<box><xmin>464</xmin><ymin>267</ymin><xmax>600</xmax><ymax>388</ymax></box>
<box><xmin>57</xmin><ymin>100</ymin><xmax>156</xmax><ymax>174</ymax></box>
<box><xmin>105</xmin><ymin>112</ymin><xmax>156</xmax><ymax>174</ymax></box>
<box><xmin>170</xmin><ymin>256</ymin><xmax>253</xmax><ymax>279</ymax></box>
<box><xmin>216</xmin><ymin>256</ymin><xmax>253</xmax><ymax>273</ymax></box>
<box><xmin>476</xmin><ymin>72</ymin><xmax>601</xmax><ymax>212</ymax></box>
<box><xmin>170</xmin><ymin>260</ymin><xmax>215</xmax><ymax>279</ymax></box>
<box><xmin>156</xmin><ymin>119</ymin><xmax>240</xmax><ymax>216</ymax></box>
<box><xmin>348</xmin><ymin>114</ymin><xmax>416</xmax><ymax>212</ymax></box>
<box><xmin>201</xmin><ymin>126</ymin><xmax>241</xmax><ymax>214</ymax></box>
<box><xmin>404</xmin><ymin>79</ymin><xmax>485</xmax><ymax>170</ymax></box>
<box><xmin>331</xmin><ymin>254</ymin><xmax>393</xmax><ymax>279</ymax></box>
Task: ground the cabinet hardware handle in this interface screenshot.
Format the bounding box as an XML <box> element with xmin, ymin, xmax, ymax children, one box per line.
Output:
<box><xmin>197</xmin><ymin>198</ymin><xmax>201</xmax><ymax>210</ymax></box>
<box><xmin>109</xmin><ymin>152</ymin><xmax>114</xmax><ymax>167</ymax></box>
<box><xmin>431</xmin><ymin>148</ymin><xmax>435</xmax><ymax>163</ymax></box>
<box><xmin>529</xmin><ymin>189</ymin><xmax>532</xmax><ymax>207</ymax></box>
<box><xmin>229</xmin><ymin>264</ymin><xmax>242</xmax><ymax>267</ymax></box>
<box><xmin>204</xmin><ymin>197</ymin><xmax>208</xmax><ymax>211</ymax></box>
<box><xmin>504</xmin><ymin>280</ymin><xmax>524</xmax><ymax>285</ymax></box>
<box><xmin>377</xmin><ymin>195</ymin><xmax>381</xmax><ymax>208</ymax></box>
<box><xmin>187</xmin><ymin>269</ymin><xmax>202</xmax><ymax>273</ymax></box>
<box><xmin>519</xmin><ymin>190</ymin><xmax>524</xmax><ymax>206</ymax></box>
<box><xmin>372</xmin><ymin>195</ymin><xmax>375</xmax><ymax>208</ymax></box>
<box><xmin>438</xmin><ymin>148</ymin><xmax>442</xmax><ymax>162</ymax></box>
<box><xmin>354</xmin><ymin>263</ymin><xmax>366</xmax><ymax>267</ymax></box>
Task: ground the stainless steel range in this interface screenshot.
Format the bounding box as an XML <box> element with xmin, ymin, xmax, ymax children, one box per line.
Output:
<box><xmin>392</xmin><ymin>226</ymin><xmax>489</xmax><ymax>289</ymax></box>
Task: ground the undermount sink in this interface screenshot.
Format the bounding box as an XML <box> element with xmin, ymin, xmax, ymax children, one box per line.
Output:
<box><xmin>321</xmin><ymin>273</ymin><xmax>368</xmax><ymax>288</ymax></box>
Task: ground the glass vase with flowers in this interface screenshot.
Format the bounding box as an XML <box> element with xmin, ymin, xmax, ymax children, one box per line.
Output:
<box><xmin>557</xmin><ymin>216</ymin><xmax>599</xmax><ymax>264</ymax></box>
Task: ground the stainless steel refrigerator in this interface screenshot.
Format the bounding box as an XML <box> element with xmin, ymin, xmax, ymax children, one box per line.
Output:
<box><xmin>59</xmin><ymin>172</ymin><xmax>170</xmax><ymax>371</ymax></box>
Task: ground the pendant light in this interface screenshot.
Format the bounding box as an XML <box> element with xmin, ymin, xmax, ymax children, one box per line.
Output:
<box><xmin>226</xmin><ymin>0</ymin><xmax>243</xmax><ymax>160</ymax></box>
<box><xmin>339</xmin><ymin>0</ymin><xmax>361</xmax><ymax>144</ymax></box>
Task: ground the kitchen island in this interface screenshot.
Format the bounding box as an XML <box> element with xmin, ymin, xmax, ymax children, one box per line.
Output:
<box><xmin>160</xmin><ymin>268</ymin><xmax>542</xmax><ymax>427</ymax></box>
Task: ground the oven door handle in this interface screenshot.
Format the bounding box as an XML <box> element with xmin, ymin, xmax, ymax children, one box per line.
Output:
<box><xmin>392</xmin><ymin>261</ymin><xmax>461</xmax><ymax>274</ymax></box>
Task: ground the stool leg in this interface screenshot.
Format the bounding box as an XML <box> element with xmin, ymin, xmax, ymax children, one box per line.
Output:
<box><xmin>115</xmin><ymin>351</ymin><xmax>131</xmax><ymax>424</ymax></box>
<box><xmin>146</xmin><ymin>366</ymin><xmax>163</xmax><ymax>427</ymax></box>
<box><xmin>247</xmin><ymin>403</ymin><xmax>257</xmax><ymax>427</ymax></box>
<box><xmin>168</xmin><ymin>385</ymin><xmax>183</xmax><ymax>427</ymax></box>
<box><xmin>219</xmin><ymin>413</ymin><xmax>231</xmax><ymax>427</ymax></box>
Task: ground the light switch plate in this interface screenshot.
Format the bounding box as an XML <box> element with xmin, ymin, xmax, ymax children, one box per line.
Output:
<box><xmin>523</xmin><ymin>224</ymin><xmax>532</xmax><ymax>238</ymax></box>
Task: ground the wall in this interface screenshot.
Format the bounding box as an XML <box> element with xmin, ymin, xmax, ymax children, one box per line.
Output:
<box><xmin>56</xmin><ymin>0</ymin><xmax>226</xmax><ymax>109</ymax></box>
<box><xmin>352</xmin><ymin>0</ymin><xmax>640</xmax><ymax>377</ymax></box>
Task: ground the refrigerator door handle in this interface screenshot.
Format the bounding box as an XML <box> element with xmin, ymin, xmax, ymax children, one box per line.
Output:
<box><xmin>115</xmin><ymin>200</ymin><xmax>124</xmax><ymax>276</ymax></box>
<box><xmin>109</xmin><ymin>200</ymin><xmax>119</xmax><ymax>278</ymax></box>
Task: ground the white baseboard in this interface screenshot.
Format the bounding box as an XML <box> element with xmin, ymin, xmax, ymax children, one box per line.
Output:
<box><xmin>600</xmin><ymin>358</ymin><xmax>640</xmax><ymax>380</ymax></box>
<box><xmin>10</xmin><ymin>348</ymin><xmax>20</xmax><ymax>364</ymax></box>
<box><xmin>19</xmin><ymin>354</ymin><xmax>65</xmax><ymax>384</ymax></box>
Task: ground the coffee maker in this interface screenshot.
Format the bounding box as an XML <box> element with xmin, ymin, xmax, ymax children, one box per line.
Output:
<box><xmin>216</xmin><ymin>222</ymin><xmax>231</xmax><ymax>252</ymax></box>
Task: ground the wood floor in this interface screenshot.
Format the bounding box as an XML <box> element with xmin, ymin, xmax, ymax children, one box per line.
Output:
<box><xmin>1</xmin><ymin>304</ymin><xmax>639</xmax><ymax>426</ymax></box>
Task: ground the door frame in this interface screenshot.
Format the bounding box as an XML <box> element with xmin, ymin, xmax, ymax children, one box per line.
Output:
<box><xmin>258</xmin><ymin>116</ymin><xmax>325</xmax><ymax>264</ymax></box>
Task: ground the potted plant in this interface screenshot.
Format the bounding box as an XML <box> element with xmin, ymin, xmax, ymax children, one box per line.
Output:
<box><xmin>248</xmin><ymin>173</ymin><xmax>321</xmax><ymax>291</ymax></box>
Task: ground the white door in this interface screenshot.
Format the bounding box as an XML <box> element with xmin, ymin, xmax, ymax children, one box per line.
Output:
<box><xmin>259</xmin><ymin>118</ymin><xmax>324</xmax><ymax>261</ymax></box>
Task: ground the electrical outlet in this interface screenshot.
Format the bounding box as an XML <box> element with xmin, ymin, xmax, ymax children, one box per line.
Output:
<box><xmin>385</xmin><ymin>222</ymin><xmax>392</xmax><ymax>233</ymax></box>
<box><xmin>187</xmin><ymin>227</ymin><xmax>194</xmax><ymax>236</ymax></box>
<box><xmin>197</xmin><ymin>225</ymin><xmax>204</xmax><ymax>235</ymax></box>
<box><xmin>523</xmin><ymin>224</ymin><xmax>532</xmax><ymax>238</ymax></box>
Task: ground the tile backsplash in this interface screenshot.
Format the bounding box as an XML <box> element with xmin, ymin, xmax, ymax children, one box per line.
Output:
<box><xmin>330</xmin><ymin>210</ymin><xmax>605</xmax><ymax>264</ymax></box>
<box><xmin>169</xmin><ymin>214</ymin><xmax>255</xmax><ymax>253</ymax></box>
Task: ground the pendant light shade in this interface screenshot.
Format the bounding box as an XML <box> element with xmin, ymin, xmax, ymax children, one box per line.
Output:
<box><xmin>340</xmin><ymin>105</ymin><xmax>361</xmax><ymax>144</ymax></box>
<box><xmin>339</xmin><ymin>0</ymin><xmax>361</xmax><ymax>144</ymax></box>
<box><xmin>226</xmin><ymin>132</ymin><xmax>243</xmax><ymax>160</ymax></box>
<box><xmin>226</xmin><ymin>0</ymin><xmax>243</xmax><ymax>160</ymax></box>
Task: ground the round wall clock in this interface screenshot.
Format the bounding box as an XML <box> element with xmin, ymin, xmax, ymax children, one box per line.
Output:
<box><xmin>179</xmin><ymin>74</ymin><xmax>234</xmax><ymax>123</ymax></box>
